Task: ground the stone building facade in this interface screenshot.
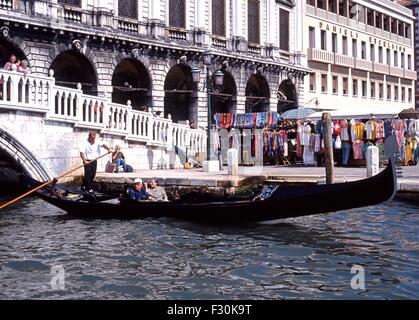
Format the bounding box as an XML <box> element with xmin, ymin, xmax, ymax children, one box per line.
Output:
<box><xmin>0</xmin><ymin>0</ymin><xmax>310</xmax><ymax>130</ymax></box>
<box><xmin>303</xmin><ymin>0</ymin><xmax>416</xmax><ymax>117</ymax></box>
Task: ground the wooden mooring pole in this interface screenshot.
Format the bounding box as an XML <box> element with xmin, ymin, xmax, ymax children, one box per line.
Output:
<box><xmin>322</xmin><ymin>112</ymin><xmax>335</xmax><ymax>184</ymax></box>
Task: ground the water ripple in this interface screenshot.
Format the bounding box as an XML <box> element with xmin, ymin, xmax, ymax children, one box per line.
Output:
<box><xmin>0</xmin><ymin>196</ymin><xmax>417</xmax><ymax>299</ymax></box>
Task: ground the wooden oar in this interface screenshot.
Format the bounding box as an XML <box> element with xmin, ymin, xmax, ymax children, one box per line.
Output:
<box><xmin>0</xmin><ymin>151</ymin><xmax>112</xmax><ymax>210</ymax></box>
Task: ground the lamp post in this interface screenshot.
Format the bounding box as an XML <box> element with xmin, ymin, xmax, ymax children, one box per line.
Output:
<box><xmin>193</xmin><ymin>51</ymin><xmax>224</xmax><ymax>162</ymax></box>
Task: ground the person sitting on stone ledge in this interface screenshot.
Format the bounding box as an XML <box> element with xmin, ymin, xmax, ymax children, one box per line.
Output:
<box><xmin>112</xmin><ymin>145</ymin><xmax>127</xmax><ymax>173</ymax></box>
<box><xmin>147</xmin><ymin>178</ymin><xmax>168</xmax><ymax>202</ymax></box>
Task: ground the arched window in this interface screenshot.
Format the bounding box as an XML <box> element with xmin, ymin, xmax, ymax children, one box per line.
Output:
<box><xmin>118</xmin><ymin>0</ymin><xmax>138</xmax><ymax>20</ymax></box>
<box><xmin>212</xmin><ymin>0</ymin><xmax>226</xmax><ymax>37</ymax></box>
<box><xmin>169</xmin><ymin>0</ymin><xmax>186</xmax><ymax>28</ymax></box>
<box><xmin>248</xmin><ymin>0</ymin><xmax>260</xmax><ymax>44</ymax></box>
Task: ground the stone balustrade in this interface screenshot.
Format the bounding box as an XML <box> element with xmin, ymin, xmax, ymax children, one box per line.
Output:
<box><xmin>0</xmin><ymin>69</ymin><xmax>207</xmax><ymax>152</ymax></box>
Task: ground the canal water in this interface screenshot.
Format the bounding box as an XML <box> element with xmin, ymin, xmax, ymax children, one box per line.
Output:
<box><xmin>0</xmin><ymin>196</ymin><xmax>417</xmax><ymax>299</ymax></box>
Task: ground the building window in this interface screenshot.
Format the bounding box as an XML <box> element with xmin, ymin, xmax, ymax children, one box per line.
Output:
<box><xmin>391</xmin><ymin>18</ymin><xmax>397</xmax><ymax>34</ymax></box>
<box><xmin>408</xmin><ymin>54</ymin><xmax>412</xmax><ymax>70</ymax></box>
<box><xmin>394</xmin><ymin>86</ymin><xmax>399</xmax><ymax>101</ymax></box>
<box><xmin>408</xmin><ymin>88</ymin><xmax>412</xmax><ymax>102</ymax></box>
<box><xmin>349</xmin><ymin>1</ymin><xmax>356</xmax><ymax>20</ymax></box>
<box><xmin>394</xmin><ymin>51</ymin><xmax>398</xmax><ymax>67</ymax></box>
<box><xmin>375</xmin><ymin>12</ymin><xmax>382</xmax><ymax>29</ymax></box>
<box><xmin>371</xmin><ymin>81</ymin><xmax>375</xmax><ymax>98</ymax></box>
<box><xmin>309</xmin><ymin>27</ymin><xmax>315</xmax><ymax>48</ymax></box>
<box><xmin>307</xmin><ymin>0</ymin><xmax>315</xmax><ymax>6</ymax></box>
<box><xmin>405</xmin><ymin>25</ymin><xmax>411</xmax><ymax>39</ymax></box>
<box><xmin>401</xmin><ymin>87</ymin><xmax>406</xmax><ymax>102</ymax></box>
<box><xmin>58</xmin><ymin>0</ymin><xmax>81</xmax><ymax>6</ymax></box>
<box><xmin>332</xmin><ymin>76</ymin><xmax>338</xmax><ymax>94</ymax></box>
<box><xmin>318</xmin><ymin>0</ymin><xmax>325</xmax><ymax>10</ymax></box>
<box><xmin>248</xmin><ymin>0</ymin><xmax>260</xmax><ymax>44</ymax></box>
<box><xmin>280</xmin><ymin>9</ymin><xmax>290</xmax><ymax>51</ymax></box>
<box><xmin>343</xmin><ymin>77</ymin><xmax>348</xmax><ymax>95</ymax></box>
<box><xmin>212</xmin><ymin>0</ymin><xmax>226</xmax><ymax>37</ymax></box>
<box><xmin>387</xmin><ymin>85</ymin><xmax>392</xmax><ymax>100</ymax></box>
<box><xmin>339</xmin><ymin>0</ymin><xmax>347</xmax><ymax>17</ymax></box>
<box><xmin>352</xmin><ymin>39</ymin><xmax>357</xmax><ymax>58</ymax></box>
<box><xmin>332</xmin><ymin>33</ymin><xmax>337</xmax><ymax>53</ymax></box>
<box><xmin>321</xmin><ymin>30</ymin><xmax>327</xmax><ymax>50</ymax></box>
<box><xmin>383</xmin><ymin>15</ymin><xmax>389</xmax><ymax>32</ymax></box>
<box><xmin>329</xmin><ymin>0</ymin><xmax>337</xmax><ymax>14</ymax></box>
<box><xmin>169</xmin><ymin>0</ymin><xmax>186</xmax><ymax>28</ymax></box>
<box><xmin>309</xmin><ymin>73</ymin><xmax>316</xmax><ymax>92</ymax></box>
<box><xmin>367</xmin><ymin>8</ymin><xmax>374</xmax><ymax>27</ymax></box>
<box><xmin>358</xmin><ymin>5</ymin><xmax>365</xmax><ymax>24</ymax></box>
<box><xmin>370</xmin><ymin>44</ymin><xmax>375</xmax><ymax>62</ymax></box>
<box><xmin>353</xmin><ymin>79</ymin><xmax>358</xmax><ymax>97</ymax></box>
<box><xmin>362</xmin><ymin>81</ymin><xmax>367</xmax><ymax>97</ymax></box>
<box><xmin>321</xmin><ymin>74</ymin><xmax>327</xmax><ymax>93</ymax></box>
<box><xmin>118</xmin><ymin>0</ymin><xmax>138</xmax><ymax>19</ymax></box>
<box><xmin>378</xmin><ymin>47</ymin><xmax>383</xmax><ymax>64</ymax></box>
<box><xmin>378</xmin><ymin>83</ymin><xmax>384</xmax><ymax>99</ymax></box>
<box><xmin>342</xmin><ymin>36</ymin><xmax>348</xmax><ymax>55</ymax></box>
<box><xmin>361</xmin><ymin>41</ymin><xmax>366</xmax><ymax>60</ymax></box>
<box><xmin>398</xmin><ymin>21</ymin><xmax>404</xmax><ymax>37</ymax></box>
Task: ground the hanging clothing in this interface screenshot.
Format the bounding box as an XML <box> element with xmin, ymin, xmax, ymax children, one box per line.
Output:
<box><xmin>365</xmin><ymin>120</ymin><xmax>377</xmax><ymax>140</ymax></box>
<box><xmin>383</xmin><ymin>120</ymin><xmax>393</xmax><ymax>139</ymax></box>
<box><xmin>375</xmin><ymin>120</ymin><xmax>385</xmax><ymax>140</ymax></box>
<box><xmin>392</xmin><ymin>118</ymin><xmax>407</xmax><ymax>146</ymax></box>
<box><xmin>340</xmin><ymin>120</ymin><xmax>350</xmax><ymax>141</ymax></box>
<box><xmin>353</xmin><ymin>140</ymin><xmax>364</xmax><ymax>160</ymax></box>
<box><xmin>333</xmin><ymin>121</ymin><xmax>341</xmax><ymax>137</ymax></box>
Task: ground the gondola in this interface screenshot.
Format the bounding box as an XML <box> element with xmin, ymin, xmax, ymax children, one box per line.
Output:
<box><xmin>21</xmin><ymin>158</ymin><xmax>397</xmax><ymax>225</ymax></box>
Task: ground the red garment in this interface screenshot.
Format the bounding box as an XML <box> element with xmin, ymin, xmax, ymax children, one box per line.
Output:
<box><xmin>333</xmin><ymin>121</ymin><xmax>341</xmax><ymax>136</ymax></box>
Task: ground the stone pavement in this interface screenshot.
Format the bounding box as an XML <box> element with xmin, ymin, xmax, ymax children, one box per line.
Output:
<box><xmin>94</xmin><ymin>165</ymin><xmax>419</xmax><ymax>193</ymax></box>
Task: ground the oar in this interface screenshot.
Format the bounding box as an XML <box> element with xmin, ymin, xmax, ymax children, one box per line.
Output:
<box><xmin>0</xmin><ymin>151</ymin><xmax>112</xmax><ymax>210</ymax></box>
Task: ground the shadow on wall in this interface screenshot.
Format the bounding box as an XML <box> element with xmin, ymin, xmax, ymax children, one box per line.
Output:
<box><xmin>147</xmin><ymin>147</ymin><xmax>154</xmax><ymax>170</ymax></box>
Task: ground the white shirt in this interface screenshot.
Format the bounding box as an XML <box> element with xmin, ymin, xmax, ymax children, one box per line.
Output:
<box><xmin>80</xmin><ymin>139</ymin><xmax>103</xmax><ymax>160</ymax></box>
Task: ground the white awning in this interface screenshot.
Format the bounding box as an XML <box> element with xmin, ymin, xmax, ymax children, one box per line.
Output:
<box><xmin>306</xmin><ymin>107</ymin><xmax>404</xmax><ymax>121</ymax></box>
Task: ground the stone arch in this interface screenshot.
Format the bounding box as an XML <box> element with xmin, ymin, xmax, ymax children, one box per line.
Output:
<box><xmin>112</xmin><ymin>58</ymin><xmax>152</xmax><ymax>111</ymax></box>
<box><xmin>245</xmin><ymin>74</ymin><xmax>270</xmax><ymax>113</ymax></box>
<box><xmin>277</xmin><ymin>79</ymin><xmax>298</xmax><ymax>113</ymax></box>
<box><xmin>0</xmin><ymin>38</ymin><xmax>28</xmax><ymax>68</ymax></box>
<box><xmin>0</xmin><ymin>124</ymin><xmax>52</xmax><ymax>181</ymax></box>
<box><xmin>211</xmin><ymin>71</ymin><xmax>237</xmax><ymax>118</ymax></box>
<box><xmin>49</xmin><ymin>50</ymin><xmax>98</xmax><ymax>96</ymax></box>
<box><xmin>164</xmin><ymin>63</ymin><xmax>197</xmax><ymax>124</ymax></box>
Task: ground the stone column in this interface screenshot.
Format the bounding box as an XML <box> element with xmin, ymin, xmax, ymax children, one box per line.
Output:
<box><xmin>366</xmin><ymin>146</ymin><xmax>379</xmax><ymax>177</ymax></box>
<box><xmin>232</xmin><ymin>0</ymin><xmax>247</xmax><ymax>52</ymax></box>
<box><xmin>148</xmin><ymin>0</ymin><xmax>165</xmax><ymax>38</ymax></box>
<box><xmin>194</xmin><ymin>0</ymin><xmax>210</xmax><ymax>45</ymax></box>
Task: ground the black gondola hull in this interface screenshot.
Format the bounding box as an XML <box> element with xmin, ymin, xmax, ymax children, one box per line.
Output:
<box><xmin>24</xmin><ymin>158</ymin><xmax>397</xmax><ymax>224</ymax></box>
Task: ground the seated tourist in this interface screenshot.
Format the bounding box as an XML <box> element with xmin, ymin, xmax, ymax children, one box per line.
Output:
<box><xmin>112</xmin><ymin>145</ymin><xmax>127</xmax><ymax>173</ymax></box>
<box><xmin>147</xmin><ymin>178</ymin><xmax>168</xmax><ymax>202</ymax></box>
<box><xmin>127</xmin><ymin>178</ymin><xmax>150</xmax><ymax>201</ymax></box>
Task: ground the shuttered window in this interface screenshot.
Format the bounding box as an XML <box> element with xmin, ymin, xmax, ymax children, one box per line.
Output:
<box><xmin>118</xmin><ymin>0</ymin><xmax>138</xmax><ymax>20</ymax></box>
<box><xmin>169</xmin><ymin>0</ymin><xmax>186</xmax><ymax>28</ymax></box>
<box><xmin>212</xmin><ymin>0</ymin><xmax>226</xmax><ymax>37</ymax></box>
<box><xmin>279</xmin><ymin>9</ymin><xmax>290</xmax><ymax>51</ymax></box>
<box><xmin>248</xmin><ymin>0</ymin><xmax>260</xmax><ymax>44</ymax></box>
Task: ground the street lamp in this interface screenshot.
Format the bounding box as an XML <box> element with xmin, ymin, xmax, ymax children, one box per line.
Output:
<box><xmin>193</xmin><ymin>51</ymin><xmax>224</xmax><ymax>162</ymax></box>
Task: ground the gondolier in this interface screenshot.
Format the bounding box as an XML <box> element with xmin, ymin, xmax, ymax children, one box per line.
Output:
<box><xmin>80</xmin><ymin>132</ymin><xmax>111</xmax><ymax>192</ymax></box>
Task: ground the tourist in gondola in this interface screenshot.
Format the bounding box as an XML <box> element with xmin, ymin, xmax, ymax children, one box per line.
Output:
<box><xmin>127</xmin><ymin>178</ymin><xmax>150</xmax><ymax>201</ymax></box>
<box><xmin>147</xmin><ymin>179</ymin><xmax>168</xmax><ymax>202</ymax></box>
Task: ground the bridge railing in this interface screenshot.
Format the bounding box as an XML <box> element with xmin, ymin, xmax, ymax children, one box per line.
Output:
<box><xmin>0</xmin><ymin>69</ymin><xmax>207</xmax><ymax>152</ymax></box>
